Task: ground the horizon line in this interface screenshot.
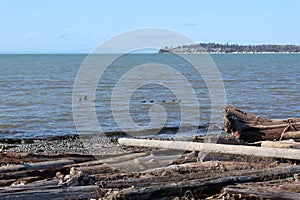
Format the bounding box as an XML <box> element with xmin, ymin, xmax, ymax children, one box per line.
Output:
<box><xmin>1</xmin><ymin>42</ymin><xmax>300</xmax><ymax>54</ymax></box>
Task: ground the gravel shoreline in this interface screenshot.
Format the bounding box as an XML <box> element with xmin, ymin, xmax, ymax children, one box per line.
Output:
<box><xmin>0</xmin><ymin>133</ymin><xmax>242</xmax><ymax>157</ymax></box>
<box><xmin>0</xmin><ymin>135</ymin><xmax>131</xmax><ymax>155</ymax></box>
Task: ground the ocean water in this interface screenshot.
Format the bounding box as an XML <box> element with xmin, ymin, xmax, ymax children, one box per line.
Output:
<box><xmin>0</xmin><ymin>54</ymin><xmax>299</xmax><ymax>138</ymax></box>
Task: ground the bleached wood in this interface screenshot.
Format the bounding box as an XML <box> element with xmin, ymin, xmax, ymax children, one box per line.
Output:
<box><xmin>0</xmin><ymin>185</ymin><xmax>101</xmax><ymax>199</ymax></box>
<box><xmin>282</xmin><ymin>131</ymin><xmax>300</xmax><ymax>139</ymax></box>
<box><xmin>118</xmin><ymin>138</ymin><xmax>300</xmax><ymax>160</ymax></box>
<box><xmin>0</xmin><ymin>160</ymin><xmax>74</xmax><ymax>173</ymax></box>
<box><xmin>223</xmin><ymin>186</ymin><xmax>300</xmax><ymax>200</ymax></box>
<box><xmin>261</xmin><ymin>141</ymin><xmax>300</xmax><ymax>148</ymax></box>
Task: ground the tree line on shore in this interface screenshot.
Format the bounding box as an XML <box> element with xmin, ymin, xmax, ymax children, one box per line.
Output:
<box><xmin>159</xmin><ymin>43</ymin><xmax>300</xmax><ymax>53</ymax></box>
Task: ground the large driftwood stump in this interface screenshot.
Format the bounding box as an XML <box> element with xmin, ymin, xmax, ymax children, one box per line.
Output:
<box><xmin>222</xmin><ymin>105</ymin><xmax>300</xmax><ymax>142</ymax></box>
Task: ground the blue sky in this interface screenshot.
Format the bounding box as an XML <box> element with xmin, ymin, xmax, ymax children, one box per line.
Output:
<box><xmin>1</xmin><ymin>0</ymin><xmax>300</xmax><ymax>53</ymax></box>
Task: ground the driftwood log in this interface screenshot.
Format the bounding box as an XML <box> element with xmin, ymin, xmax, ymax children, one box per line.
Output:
<box><xmin>260</xmin><ymin>141</ymin><xmax>300</xmax><ymax>149</ymax></box>
<box><xmin>222</xmin><ymin>186</ymin><xmax>300</xmax><ymax>200</ymax></box>
<box><xmin>0</xmin><ymin>185</ymin><xmax>102</xmax><ymax>200</ymax></box>
<box><xmin>113</xmin><ymin>165</ymin><xmax>300</xmax><ymax>199</ymax></box>
<box><xmin>222</xmin><ymin>105</ymin><xmax>300</xmax><ymax>142</ymax></box>
<box><xmin>216</xmin><ymin>177</ymin><xmax>300</xmax><ymax>200</ymax></box>
<box><xmin>118</xmin><ymin>138</ymin><xmax>300</xmax><ymax>160</ymax></box>
<box><xmin>0</xmin><ymin>160</ymin><xmax>74</xmax><ymax>174</ymax></box>
<box><xmin>0</xmin><ymin>149</ymin><xmax>300</xmax><ymax>199</ymax></box>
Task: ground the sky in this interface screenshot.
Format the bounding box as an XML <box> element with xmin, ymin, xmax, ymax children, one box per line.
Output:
<box><xmin>1</xmin><ymin>0</ymin><xmax>300</xmax><ymax>53</ymax></box>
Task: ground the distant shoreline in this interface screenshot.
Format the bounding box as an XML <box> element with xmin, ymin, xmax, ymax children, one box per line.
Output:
<box><xmin>160</xmin><ymin>52</ymin><xmax>300</xmax><ymax>54</ymax></box>
<box><xmin>159</xmin><ymin>43</ymin><xmax>300</xmax><ymax>54</ymax></box>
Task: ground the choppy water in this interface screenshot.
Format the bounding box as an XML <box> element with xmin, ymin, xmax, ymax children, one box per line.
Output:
<box><xmin>0</xmin><ymin>54</ymin><xmax>299</xmax><ymax>138</ymax></box>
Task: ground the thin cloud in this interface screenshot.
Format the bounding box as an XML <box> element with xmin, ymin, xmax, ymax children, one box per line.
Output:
<box><xmin>206</xmin><ymin>8</ymin><xmax>214</xmax><ymax>12</ymax></box>
<box><xmin>183</xmin><ymin>23</ymin><xmax>198</xmax><ymax>27</ymax></box>
<box><xmin>57</xmin><ymin>34</ymin><xmax>69</xmax><ymax>40</ymax></box>
<box><xmin>80</xmin><ymin>35</ymin><xmax>92</xmax><ymax>42</ymax></box>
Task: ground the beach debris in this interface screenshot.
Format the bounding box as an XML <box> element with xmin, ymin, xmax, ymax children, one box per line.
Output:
<box><xmin>222</xmin><ymin>105</ymin><xmax>300</xmax><ymax>143</ymax></box>
<box><xmin>294</xmin><ymin>173</ymin><xmax>300</xmax><ymax>182</ymax></box>
<box><xmin>118</xmin><ymin>138</ymin><xmax>300</xmax><ymax>160</ymax></box>
<box><xmin>0</xmin><ymin>142</ymin><xmax>299</xmax><ymax>199</ymax></box>
<box><xmin>56</xmin><ymin>167</ymin><xmax>97</xmax><ymax>186</ymax></box>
